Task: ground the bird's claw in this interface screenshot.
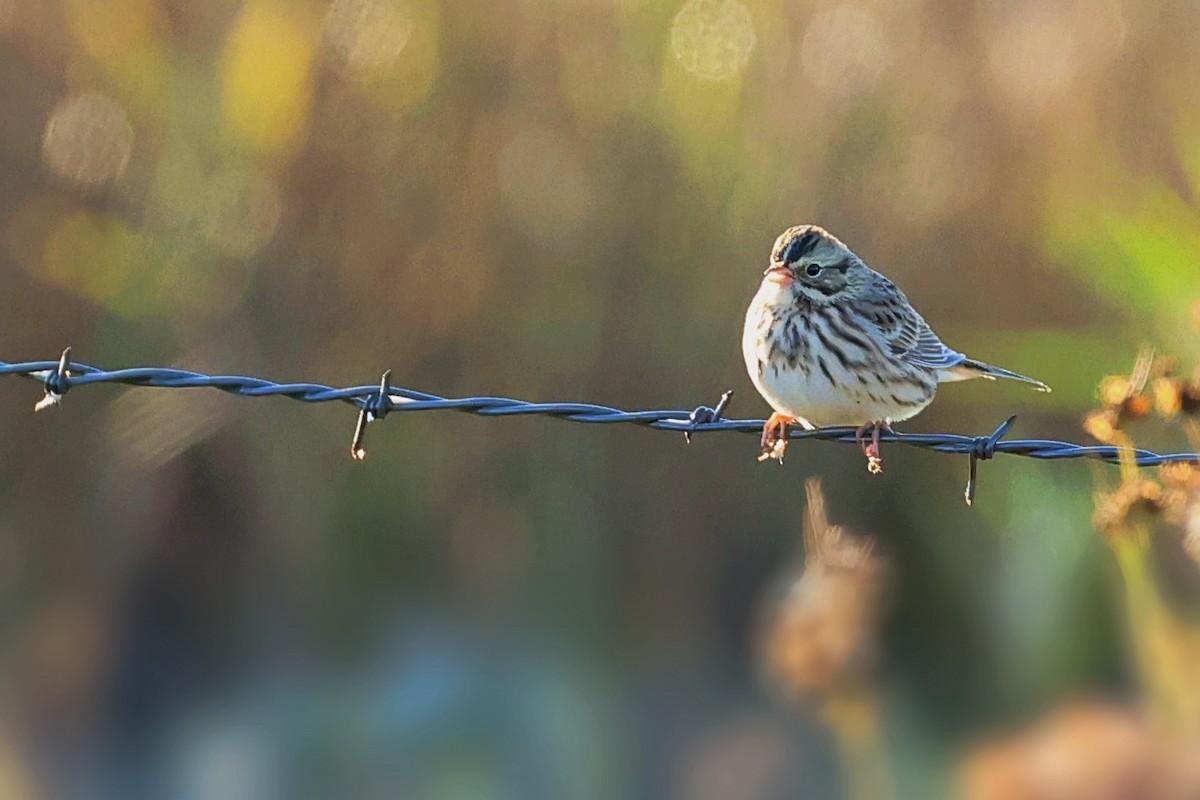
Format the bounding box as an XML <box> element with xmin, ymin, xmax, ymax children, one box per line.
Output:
<box><xmin>758</xmin><ymin>413</ymin><xmax>795</xmax><ymax>464</ymax></box>
<box><xmin>758</xmin><ymin>438</ymin><xmax>788</xmax><ymax>464</ymax></box>
<box><xmin>857</xmin><ymin>422</ymin><xmax>886</xmax><ymax>475</ymax></box>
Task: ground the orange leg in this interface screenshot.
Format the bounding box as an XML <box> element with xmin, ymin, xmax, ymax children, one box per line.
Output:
<box><xmin>758</xmin><ymin>412</ymin><xmax>796</xmax><ymax>463</ymax></box>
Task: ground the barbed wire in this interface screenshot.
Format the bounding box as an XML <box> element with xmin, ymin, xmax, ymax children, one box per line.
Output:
<box><xmin>3</xmin><ymin>349</ymin><xmax>1198</xmax><ymax>505</ymax></box>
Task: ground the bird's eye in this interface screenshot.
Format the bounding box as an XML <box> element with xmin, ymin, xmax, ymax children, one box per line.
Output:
<box><xmin>805</xmin><ymin>264</ymin><xmax>822</xmax><ymax>277</ymax></box>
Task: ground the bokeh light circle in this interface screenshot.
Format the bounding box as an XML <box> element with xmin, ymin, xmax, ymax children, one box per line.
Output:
<box><xmin>42</xmin><ymin>93</ymin><xmax>133</xmax><ymax>187</ymax></box>
<box><xmin>324</xmin><ymin>0</ymin><xmax>415</xmax><ymax>77</ymax></box>
<box><xmin>670</xmin><ymin>0</ymin><xmax>757</xmax><ymax>82</ymax></box>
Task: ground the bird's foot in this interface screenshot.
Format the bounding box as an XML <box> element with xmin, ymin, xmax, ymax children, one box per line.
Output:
<box><xmin>758</xmin><ymin>412</ymin><xmax>796</xmax><ymax>464</ymax></box>
<box><xmin>855</xmin><ymin>421</ymin><xmax>890</xmax><ymax>475</ymax></box>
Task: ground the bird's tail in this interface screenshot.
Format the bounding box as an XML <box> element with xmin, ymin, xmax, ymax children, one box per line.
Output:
<box><xmin>942</xmin><ymin>359</ymin><xmax>1052</xmax><ymax>392</ymax></box>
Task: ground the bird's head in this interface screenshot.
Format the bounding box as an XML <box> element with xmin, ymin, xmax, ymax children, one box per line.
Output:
<box><xmin>761</xmin><ymin>225</ymin><xmax>871</xmax><ymax>304</ymax></box>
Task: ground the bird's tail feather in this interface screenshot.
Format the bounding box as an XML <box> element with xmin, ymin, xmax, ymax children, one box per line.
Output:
<box><xmin>942</xmin><ymin>359</ymin><xmax>1052</xmax><ymax>392</ymax></box>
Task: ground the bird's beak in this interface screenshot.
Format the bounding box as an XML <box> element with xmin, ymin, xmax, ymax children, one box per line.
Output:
<box><xmin>763</xmin><ymin>264</ymin><xmax>793</xmax><ymax>286</ymax></box>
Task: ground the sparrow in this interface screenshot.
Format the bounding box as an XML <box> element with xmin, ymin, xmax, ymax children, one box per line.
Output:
<box><xmin>743</xmin><ymin>225</ymin><xmax>1050</xmax><ymax>472</ymax></box>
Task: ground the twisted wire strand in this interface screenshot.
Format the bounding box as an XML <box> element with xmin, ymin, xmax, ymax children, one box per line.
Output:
<box><xmin>3</xmin><ymin>352</ymin><xmax>1198</xmax><ymax>504</ymax></box>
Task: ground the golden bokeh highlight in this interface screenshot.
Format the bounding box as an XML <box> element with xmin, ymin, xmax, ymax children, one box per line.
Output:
<box><xmin>669</xmin><ymin>0</ymin><xmax>757</xmax><ymax>83</ymax></box>
<box><xmin>658</xmin><ymin>0</ymin><xmax>767</xmax><ymax>188</ymax></box>
<box><xmin>220</xmin><ymin>0</ymin><xmax>320</xmax><ymax>156</ymax></box>
<box><xmin>41</xmin><ymin>209</ymin><xmax>142</xmax><ymax>306</ymax></box>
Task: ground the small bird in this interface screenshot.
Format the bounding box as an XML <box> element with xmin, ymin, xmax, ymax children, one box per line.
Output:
<box><xmin>743</xmin><ymin>225</ymin><xmax>1050</xmax><ymax>471</ymax></box>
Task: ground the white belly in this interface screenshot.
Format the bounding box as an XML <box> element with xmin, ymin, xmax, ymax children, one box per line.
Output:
<box><xmin>750</xmin><ymin>357</ymin><xmax>931</xmax><ymax>427</ymax></box>
<box><xmin>742</xmin><ymin>288</ymin><xmax>935</xmax><ymax>427</ymax></box>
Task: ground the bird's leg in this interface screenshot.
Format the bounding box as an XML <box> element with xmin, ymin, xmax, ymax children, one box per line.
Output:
<box><xmin>868</xmin><ymin>422</ymin><xmax>884</xmax><ymax>474</ymax></box>
<box><xmin>854</xmin><ymin>422</ymin><xmax>870</xmax><ymax>452</ymax></box>
<box><xmin>758</xmin><ymin>413</ymin><xmax>795</xmax><ymax>464</ymax></box>
<box><xmin>855</xmin><ymin>421</ymin><xmax>885</xmax><ymax>475</ymax></box>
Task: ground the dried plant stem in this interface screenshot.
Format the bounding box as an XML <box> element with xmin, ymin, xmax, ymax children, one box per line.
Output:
<box><xmin>1111</xmin><ymin>532</ymin><xmax>1200</xmax><ymax>732</ymax></box>
<box><xmin>822</xmin><ymin>689</ymin><xmax>894</xmax><ymax>800</ymax></box>
<box><xmin>1107</xmin><ymin>438</ymin><xmax>1158</xmax><ymax>711</ymax></box>
<box><xmin>1094</xmin><ymin>412</ymin><xmax>1200</xmax><ymax>738</ymax></box>
<box><xmin>1106</xmin><ymin>437</ymin><xmax>1200</xmax><ymax>732</ymax></box>
<box><xmin>1111</xmin><ymin>532</ymin><xmax>1164</xmax><ymax>706</ymax></box>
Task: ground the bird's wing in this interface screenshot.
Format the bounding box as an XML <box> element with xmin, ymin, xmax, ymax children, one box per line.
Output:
<box><xmin>858</xmin><ymin>276</ymin><xmax>967</xmax><ymax>370</ymax></box>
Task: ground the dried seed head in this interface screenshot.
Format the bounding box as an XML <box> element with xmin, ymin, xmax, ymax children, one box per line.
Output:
<box><xmin>1154</xmin><ymin>377</ymin><xmax>1184</xmax><ymax>419</ymax></box>
<box><xmin>1088</xmin><ymin>348</ymin><xmax>1158</xmax><ymax>440</ymax></box>
<box><xmin>1160</xmin><ymin>462</ymin><xmax>1200</xmax><ymax>492</ymax></box>
<box><xmin>1099</xmin><ymin>375</ymin><xmax>1135</xmax><ymax>407</ymax></box>
<box><xmin>1092</xmin><ymin>479</ymin><xmax>1164</xmax><ymax>534</ymax></box>
<box><xmin>1083</xmin><ymin>408</ymin><xmax>1121</xmax><ymax>445</ymax></box>
<box><xmin>1160</xmin><ymin>463</ymin><xmax>1200</xmax><ymax>568</ymax></box>
<box><xmin>1151</xmin><ymin>367</ymin><xmax>1200</xmax><ymax>420</ymax></box>
<box><xmin>758</xmin><ymin>479</ymin><xmax>888</xmax><ymax>698</ymax></box>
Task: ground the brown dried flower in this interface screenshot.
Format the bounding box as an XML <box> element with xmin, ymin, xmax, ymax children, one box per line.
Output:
<box><xmin>1092</xmin><ymin>479</ymin><xmax>1165</xmax><ymax>535</ymax></box>
<box><xmin>1159</xmin><ymin>463</ymin><xmax>1200</xmax><ymax>568</ymax></box>
<box><xmin>1085</xmin><ymin>348</ymin><xmax>1157</xmax><ymax>444</ymax></box>
<box><xmin>1153</xmin><ymin>375</ymin><xmax>1200</xmax><ymax>420</ymax></box>
<box><xmin>758</xmin><ymin>479</ymin><xmax>887</xmax><ymax>698</ymax></box>
<box><xmin>1184</xmin><ymin>514</ymin><xmax>1200</xmax><ymax>569</ymax></box>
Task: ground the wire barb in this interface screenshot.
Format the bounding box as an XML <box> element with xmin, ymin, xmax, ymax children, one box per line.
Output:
<box><xmin>350</xmin><ymin>369</ymin><xmax>393</xmax><ymax>461</ymax></box>
<box><xmin>964</xmin><ymin>415</ymin><xmax>1017</xmax><ymax>506</ymax></box>
<box><xmin>34</xmin><ymin>347</ymin><xmax>73</xmax><ymax>413</ymax></box>
<box><xmin>1</xmin><ymin>355</ymin><xmax>1197</xmax><ymax>503</ymax></box>
<box><xmin>685</xmin><ymin>389</ymin><xmax>733</xmax><ymax>443</ymax></box>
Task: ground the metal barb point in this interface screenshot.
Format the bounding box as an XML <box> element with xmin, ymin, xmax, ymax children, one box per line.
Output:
<box><xmin>964</xmin><ymin>415</ymin><xmax>1018</xmax><ymax>506</ymax></box>
<box><xmin>349</xmin><ymin>369</ymin><xmax>393</xmax><ymax>461</ymax></box>
<box><xmin>684</xmin><ymin>389</ymin><xmax>733</xmax><ymax>444</ymax></box>
<box><xmin>374</xmin><ymin>370</ymin><xmax>393</xmax><ymax>419</ymax></box>
<box><xmin>34</xmin><ymin>347</ymin><xmax>73</xmax><ymax>413</ymax></box>
<box><xmin>350</xmin><ymin>408</ymin><xmax>370</xmax><ymax>461</ymax></box>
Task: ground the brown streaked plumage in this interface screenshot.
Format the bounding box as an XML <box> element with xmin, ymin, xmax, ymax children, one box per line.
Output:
<box><xmin>743</xmin><ymin>225</ymin><xmax>1050</xmax><ymax>471</ymax></box>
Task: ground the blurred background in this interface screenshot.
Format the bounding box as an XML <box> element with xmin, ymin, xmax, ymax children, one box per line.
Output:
<box><xmin>0</xmin><ymin>0</ymin><xmax>1198</xmax><ymax>797</ymax></box>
